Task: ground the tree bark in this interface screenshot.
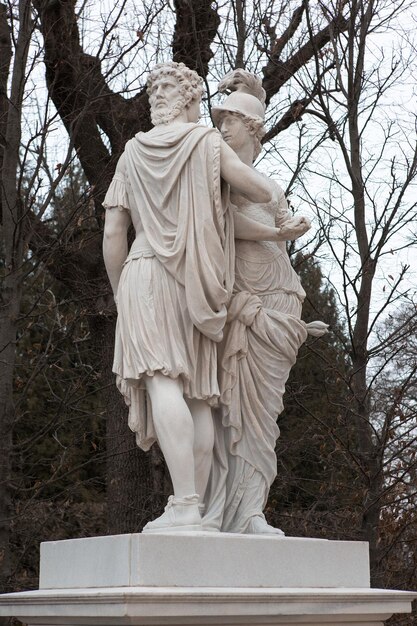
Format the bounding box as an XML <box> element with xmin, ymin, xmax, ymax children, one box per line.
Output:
<box><xmin>345</xmin><ymin>1</ymin><xmax>384</xmax><ymax>584</ymax></box>
<box><xmin>0</xmin><ymin>310</ymin><xmax>16</xmax><ymax>592</ymax></box>
<box><xmin>0</xmin><ymin>0</ymin><xmax>32</xmax><ymax>594</ymax></box>
<box><xmin>350</xmin><ymin>260</ymin><xmax>384</xmax><ymax>585</ymax></box>
<box><xmin>0</xmin><ymin>2</ymin><xmax>11</xmax><ymax>225</ymax></box>
<box><xmin>172</xmin><ymin>0</ymin><xmax>220</xmax><ymax>75</ymax></box>
<box><xmin>33</xmin><ymin>0</ymin><xmax>151</xmax><ymax>199</ymax></box>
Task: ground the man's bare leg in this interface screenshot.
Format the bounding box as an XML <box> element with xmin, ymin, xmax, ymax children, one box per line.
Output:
<box><xmin>145</xmin><ymin>372</ymin><xmax>196</xmax><ymax>497</ymax></box>
<box><xmin>143</xmin><ymin>373</ymin><xmax>202</xmax><ymax>533</ymax></box>
<box><xmin>186</xmin><ymin>398</ymin><xmax>214</xmax><ymax>501</ymax></box>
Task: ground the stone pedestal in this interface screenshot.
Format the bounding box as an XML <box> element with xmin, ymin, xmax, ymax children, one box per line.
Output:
<box><xmin>0</xmin><ymin>533</ymin><xmax>416</xmax><ymax>626</ymax></box>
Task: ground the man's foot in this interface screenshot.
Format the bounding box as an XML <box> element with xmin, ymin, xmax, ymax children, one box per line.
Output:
<box><xmin>245</xmin><ymin>514</ymin><xmax>285</xmax><ymax>536</ymax></box>
<box><xmin>142</xmin><ymin>494</ymin><xmax>202</xmax><ymax>533</ymax></box>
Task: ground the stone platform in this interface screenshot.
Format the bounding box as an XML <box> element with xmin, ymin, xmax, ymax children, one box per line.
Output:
<box><xmin>0</xmin><ymin>533</ymin><xmax>415</xmax><ymax>626</ymax></box>
<box><xmin>39</xmin><ymin>533</ymin><xmax>370</xmax><ymax>589</ymax></box>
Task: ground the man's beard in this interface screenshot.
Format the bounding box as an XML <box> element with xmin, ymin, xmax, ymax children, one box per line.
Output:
<box><xmin>151</xmin><ymin>96</ymin><xmax>187</xmax><ymax>126</ymax></box>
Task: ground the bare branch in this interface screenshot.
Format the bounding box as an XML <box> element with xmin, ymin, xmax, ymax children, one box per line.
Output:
<box><xmin>262</xmin><ymin>8</ymin><xmax>348</xmax><ymax>105</ymax></box>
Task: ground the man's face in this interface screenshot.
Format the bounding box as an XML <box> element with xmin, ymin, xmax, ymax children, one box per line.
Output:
<box><xmin>218</xmin><ymin>112</ymin><xmax>249</xmax><ymax>153</ymax></box>
<box><xmin>149</xmin><ymin>75</ymin><xmax>184</xmax><ymax>123</ymax></box>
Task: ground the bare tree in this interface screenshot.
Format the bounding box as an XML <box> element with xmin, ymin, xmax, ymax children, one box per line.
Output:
<box><xmin>0</xmin><ymin>0</ymin><xmax>105</xmax><ymax>590</ymax></box>
<box><xmin>1</xmin><ymin>0</ymin><xmax>35</xmax><ymax>591</ymax></box>
<box><xmin>294</xmin><ymin>0</ymin><xmax>417</xmax><ymax>586</ymax></box>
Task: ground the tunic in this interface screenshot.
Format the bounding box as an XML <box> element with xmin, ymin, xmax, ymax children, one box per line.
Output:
<box><xmin>103</xmin><ymin>123</ymin><xmax>234</xmax><ymax>451</ymax></box>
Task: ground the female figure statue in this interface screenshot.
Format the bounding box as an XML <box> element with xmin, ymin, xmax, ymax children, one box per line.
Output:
<box><xmin>206</xmin><ymin>70</ymin><xmax>326</xmax><ymax>535</ymax></box>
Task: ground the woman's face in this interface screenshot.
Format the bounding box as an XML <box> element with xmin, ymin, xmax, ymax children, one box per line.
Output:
<box><xmin>218</xmin><ymin>112</ymin><xmax>252</xmax><ymax>154</ymax></box>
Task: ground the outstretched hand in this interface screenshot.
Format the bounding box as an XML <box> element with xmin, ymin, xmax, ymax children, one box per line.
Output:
<box><xmin>276</xmin><ymin>216</ymin><xmax>311</xmax><ymax>241</ymax></box>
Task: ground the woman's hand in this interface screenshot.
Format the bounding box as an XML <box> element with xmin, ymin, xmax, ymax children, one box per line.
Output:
<box><xmin>275</xmin><ymin>216</ymin><xmax>311</xmax><ymax>241</ymax></box>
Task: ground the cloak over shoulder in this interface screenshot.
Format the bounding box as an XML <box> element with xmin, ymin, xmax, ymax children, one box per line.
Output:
<box><xmin>123</xmin><ymin>123</ymin><xmax>234</xmax><ymax>343</ymax></box>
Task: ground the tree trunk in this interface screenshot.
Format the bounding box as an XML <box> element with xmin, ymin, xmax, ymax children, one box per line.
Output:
<box><xmin>0</xmin><ymin>0</ymin><xmax>13</xmax><ymax>595</ymax></box>
<box><xmin>0</xmin><ymin>2</ymin><xmax>11</xmax><ymax>224</ymax></box>
<box><xmin>345</xmin><ymin>1</ymin><xmax>383</xmax><ymax>583</ymax></box>
<box><xmin>350</xmin><ymin>259</ymin><xmax>384</xmax><ymax>585</ymax></box>
<box><xmin>0</xmin><ymin>309</ymin><xmax>17</xmax><ymax>592</ymax></box>
<box><xmin>0</xmin><ymin>0</ymin><xmax>31</xmax><ymax>596</ymax></box>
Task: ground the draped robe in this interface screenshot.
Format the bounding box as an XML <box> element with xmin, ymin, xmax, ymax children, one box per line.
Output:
<box><xmin>103</xmin><ymin>123</ymin><xmax>234</xmax><ymax>451</ymax></box>
<box><xmin>203</xmin><ymin>184</ymin><xmax>308</xmax><ymax>532</ymax></box>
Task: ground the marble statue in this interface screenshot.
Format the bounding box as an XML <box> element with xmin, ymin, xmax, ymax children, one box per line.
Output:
<box><xmin>203</xmin><ymin>69</ymin><xmax>327</xmax><ymax>535</ymax></box>
<box><xmin>102</xmin><ymin>62</ymin><xmax>284</xmax><ymax>533</ymax></box>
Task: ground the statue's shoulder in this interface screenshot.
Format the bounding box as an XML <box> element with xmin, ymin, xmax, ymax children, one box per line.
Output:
<box><xmin>125</xmin><ymin>135</ymin><xmax>140</xmax><ymax>150</ymax></box>
<box><xmin>178</xmin><ymin>123</ymin><xmax>219</xmax><ymax>140</ymax></box>
<box><xmin>197</xmin><ymin>125</ymin><xmax>221</xmax><ymax>140</ymax></box>
<box><xmin>122</xmin><ymin>134</ymin><xmax>148</xmax><ymax>162</ymax></box>
<box><xmin>124</xmin><ymin>125</ymin><xmax>218</xmax><ymax>155</ymax></box>
<box><xmin>193</xmin><ymin>124</ymin><xmax>218</xmax><ymax>134</ymax></box>
<box><xmin>192</xmin><ymin>126</ymin><xmax>221</xmax><ymax>150</ymax></box>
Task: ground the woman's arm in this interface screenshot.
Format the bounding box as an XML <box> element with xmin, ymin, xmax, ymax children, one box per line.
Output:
<box><xmin>220</xmin><ymin>141</ymin><xmax>272</xmax><ymax>204</ymax></box>
<box><xmin>234</xmin><ymin>211</ymin><xmax>311</xmax><ymax>241</ymax></box>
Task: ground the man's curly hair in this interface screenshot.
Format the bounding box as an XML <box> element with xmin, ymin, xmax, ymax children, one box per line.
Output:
<box><xmin>147</xmin><ymin>62</ymin><xmax>205</xmax><ymax>108</ymax></box>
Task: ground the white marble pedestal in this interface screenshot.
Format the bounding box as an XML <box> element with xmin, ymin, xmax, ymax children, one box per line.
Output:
<box><xmin>0</xmin><ymin>533</ymin><xmax>416</xmax><ymax>626</ymax></box>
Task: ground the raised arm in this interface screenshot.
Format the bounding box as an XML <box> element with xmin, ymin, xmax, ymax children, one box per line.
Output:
<box><xmin>220</xmin><ymin>140</ymin><xmax>272</xmax><ymax>204</ymax></box>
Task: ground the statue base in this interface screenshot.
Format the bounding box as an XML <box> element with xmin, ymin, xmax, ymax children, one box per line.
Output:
<box><xmin>0</xmin><ymin>533</ymin><xmax>416</xmax><ymax>625</ymax></box>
